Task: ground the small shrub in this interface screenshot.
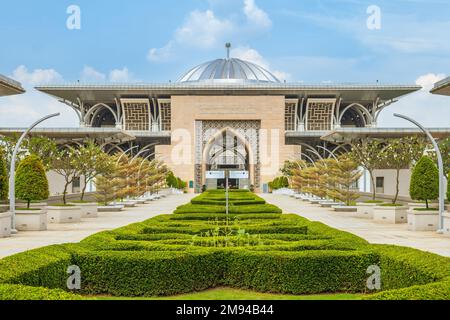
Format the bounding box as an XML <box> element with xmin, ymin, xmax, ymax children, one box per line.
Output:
<box><xmin>410</xmin><ymin>156</ymin><xmax>439</xmax><ymax>209</ymax></box>
<box><xmin>15</xmin><ymin>155</ymin><xmax>49</xmax><ymax>209</ymax></box>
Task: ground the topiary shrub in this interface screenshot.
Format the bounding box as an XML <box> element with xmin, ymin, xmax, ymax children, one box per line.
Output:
<box><xmin>0</xmin><ymin>148</ymin><xmax>7</xmax><ymax>201</ymax></box>
<box><xmin>15</xmin><ymin>155</ymin><xmax>49</xmax><ymax>209</ymax></box>
<box><xmin>409</xmin><ymin>156</ymin><xmax>439</xmax><ymax>209</ymax></box>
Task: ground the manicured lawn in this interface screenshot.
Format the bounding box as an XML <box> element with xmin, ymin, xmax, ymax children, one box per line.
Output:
<box><xmin>93</xmin><ymin>287</ymin><xmax>364</xmax><ymax>300</ymax></box>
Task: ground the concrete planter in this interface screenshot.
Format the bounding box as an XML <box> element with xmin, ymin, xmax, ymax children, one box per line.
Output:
<box><xmin>0</xmin><ymin>212</ymin><xmax>11</xmax><ymax>238</ymax></box>
<box><xmin>443</xmin><ymin>212</ymin><xmax>450</xmax><ymax>237</ymax></box>
<box><xmin>373</xmin><ymin>206</ymin><xmax>407</xmax><ymax>224</ymax></box>
<box><xmin>445</xmin><ymin>204</ymin><xmax>450</xmax><ymax>212</ymax></box>
<box><xmin>15</xmin><ymin>209</ymin><xmax>47</xmax><ymax>231</ymax></box>
<box><xmin>407</xmin><ymin>209</ymin><xmax>440</xmax><ymax>231</ymax></box>
<box><xmin>47</xmin><ymin>206</ymin><xmax>81</xmax><ymax>224</ymax></box>
<box><xmin>319</xmin><ymin>201</ymin><xmax>343</xmax><ymax>208</ymax></box>
<box><xmin>355</xmin><ymin>203</ymin><xmax>382</xmax><ymax>219</ymax></box>
<box><xmin>408</xmin><ymin>202</ymin><xmax>438</xmax><ymax>210</ymax></box>
<box><xmin>68</xmin><ymin>202</ymin><xmax>98</xmax><ymax>218</ymax></box>
<box><xmin>332</xmin><ymin>205</ymin><xmax>357</xmax><ymax>212</ymax></box>
<box><xmin>119</xmin><ymin>201</ymin><xmax>136</xmax><ymax>208</ymax></box>
<box><xmin>98</xmin><ymin>205</ymin><xmax>124</xmax><ymax>212</ymax></box>
<box><xmin>16</xmin><ymin>202</ymin><xmax>48</xmax><ymax>210</ymax></box>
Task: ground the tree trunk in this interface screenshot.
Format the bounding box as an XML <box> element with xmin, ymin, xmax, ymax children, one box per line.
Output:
<box><xmin>27</xmin><ymin>199</ymin><xmax>30</xmax><ymax>209</ymax></box>
<box><xmin>80</xmin><ymin>176</ymin><xmax>88</xmax><ymax>201</ymax></box>
<box><xmin>393</xmin><ymin>169</ymin><xmax>400</xmax><ymax>204</ymax></box>
<box><xmin>425</xmin><ymin>199</ymin><xmax>429</xmax><ymax>209</ymax></box>
<box><xmin>369</xmin><ymin>170</ymin><xmax>376</xmax><ymax>200</ymax></box>
<box><xmin>63</xmin><ymin>182</ymin><xmax>69</xmax><ymax>205</ymax></box>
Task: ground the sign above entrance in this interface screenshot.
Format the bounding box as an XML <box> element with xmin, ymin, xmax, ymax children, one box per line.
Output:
<box><xmin>206</xmin><ymin>171</ymin><xmax>225</xmax><ymax>179</ymax></box>
<box><xmin>229</xmin><ymin>171</ymin><xmax>249</xmax><ymax>179</ymax></box>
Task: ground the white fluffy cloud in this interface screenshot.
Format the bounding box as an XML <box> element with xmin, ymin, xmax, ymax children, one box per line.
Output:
<box><xmin>12</xmin><ymin>65</ymin><xmax>63</xmax><ymax>85</ymax></box>
<box><xmin>231</xmin><ymin>46</ymin><xmax>290</xmax><ymax>81</ymax></box>
<box><xmin>80</xmin><ymin>66</ymin><xmax>135</xmax><ymax>83</ymax></box>
<box><xmin>148</xmin><ymin>0</ymin><xmax>272</xmax><ymax>62</ymax></box>
<box><xmin>0</xmin><ymin>66</ymin><xmax>77</xmax><ymax>128</ymax></box>
<box><xmin>378</xmin><ymin>73</ymin><xmax>450</xmax><ymax>128</ymax></box>
<box><xmin>243</xmin><ymin>0</ymin><xmax>272</xmax><ymax>29</ymax></box>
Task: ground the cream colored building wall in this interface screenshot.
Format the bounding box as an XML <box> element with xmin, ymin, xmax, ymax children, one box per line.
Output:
<box><xmin>155</xmin><ymin>95</ymin><xmax>299</xmax><ymax>192</ymax></box>
<box><xmin>46</xmin><ymin>171</ymin><xmax>86</xmax><ymax>197</ymax></box>
<box><xmin>372</xmin><ymin>169</ymin><xmax>412</xmax><ymax>197</ymax></box>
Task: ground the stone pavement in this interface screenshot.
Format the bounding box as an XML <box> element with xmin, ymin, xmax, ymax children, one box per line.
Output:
<box><xmin>261</xmin><ymin>194</ymin><xmax>450</xmax><ymax>257</ymax></box>
<box><xmin>0</xmin><ymin>194</ymin><xmax>195</xmax><ymax>259</ymax></box>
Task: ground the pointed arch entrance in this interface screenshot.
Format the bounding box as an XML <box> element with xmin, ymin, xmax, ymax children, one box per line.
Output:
<box><xmin>195</xmin><ymin>120</ymin><xmax>260</xmax><ymax>192</ymax></box>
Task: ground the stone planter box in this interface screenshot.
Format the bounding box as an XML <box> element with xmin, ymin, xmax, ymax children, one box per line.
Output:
<box><xmin>119</xmin><ymin>201</ymin><xmax>136</xmax><ymax>208</ymax></box>
<box><xmin>443</xmin><ymin>212</ymin><xmax>450</xmax><ymax>237</ymax></box>
<box><xmin>373</xmin><ymin>206</ymin><xmax>407</xmax><ymax>224</ymax></box>
<box><xmin>47</xmin><ymin>206</ymin><xmax>81</xmax><ymax>224</ymax></box>
<box><xmin>98</xmin><ymin>205</ymin><xmax>124</xmax><ymax>212</ymax></box>
<box><xmin>319</xmin><ymin>201</ymin><xmax>342</xmax><ymax>208</ymax></box>
<box><xmin>332</xmin><ymin>205</ymin><xmax>357</xmax><ymax>212</ymax></box>
<box><xmin>408</xmin><ymin>202</ymin><xmax>438</xmax><ymax>210</ymax></box>
<box><xmin>16</xmin><ymin>202</ymin><xmax>48</xmax><ymax>210</ymax></box>
<box><xmin>355</xmin><ymin>203</ymin><xmax>382</xmax><ymax>219</ymax></box>
<box><xmin>15</xmin><ymin>209</ymin><xmax>47</xmax><ymax>231</ymax></box>
<box><xmin>68</xmin><ymin>202</ymin><xmax>98</xmax><ymax>218</ymax></box>
<box><xmin>407</xmin><ymin>209</ymin><xmax>440</xmax><ymax>231</ymax></box>
<box><xmin>0</xmin><ymin>211</ymin><xmax>11</xmax><ymax>238</ymax></box>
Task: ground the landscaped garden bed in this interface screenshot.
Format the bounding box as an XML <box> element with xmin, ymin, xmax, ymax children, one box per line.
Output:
<box><xmin>0</xmin><ymin>190</ymin><xmax>449</xmax><ymax>300</ymax></box>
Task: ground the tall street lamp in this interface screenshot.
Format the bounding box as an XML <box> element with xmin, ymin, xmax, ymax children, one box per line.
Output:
<box><xmin>9</xmin><ymin>113</ymin><xmax>60</xmax><ymax>233</ymax></box>
<box><xmin>394</xmin><ymin>113</ymin><xmax>445</xmax><ymax>233</ymax></box>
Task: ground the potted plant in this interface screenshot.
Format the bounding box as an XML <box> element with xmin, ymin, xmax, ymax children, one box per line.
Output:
<box><xmin>14</xmin><ymin>155</ymin><xmax>49</xmax><ymax>231</ymax></box>
<box><xmin>47</xmin><ymin>148</ymin><xmax>81</xmax><ymax>223</ymax></box>
<box><xmin>407</xmin><ymin>156</ymin><xmax>440</xmax><ymax>231</ymax></box>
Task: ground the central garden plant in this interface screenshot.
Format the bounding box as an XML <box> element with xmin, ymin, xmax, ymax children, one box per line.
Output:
<box><xmin>0</xmin><ymin>190</ymin><xmax>449</xmax><ymax>300</ymax></box>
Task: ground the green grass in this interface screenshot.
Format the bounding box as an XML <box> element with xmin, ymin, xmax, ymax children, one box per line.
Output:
<box><xmin>93</xmin><ymin>287</ymin><xmax>364</xmax><ymax>300</ymax></box>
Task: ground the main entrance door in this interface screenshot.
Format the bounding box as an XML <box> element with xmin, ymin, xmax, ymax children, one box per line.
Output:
<box><xmin>195</xmin><ymin>120</ymin><xmax>260</xmax><ymax>192</ymax></box>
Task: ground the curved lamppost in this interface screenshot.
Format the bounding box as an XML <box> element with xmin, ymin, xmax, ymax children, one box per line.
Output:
<box><xmin>316</xmin><ymin>145</ymin><xmax>338</xmax><ymax>160</ymax></box>
<box><xmin>9</xmin><ymin>113</ymin><xmax>60</xmax><ymax>233</ymax></box>
<box><xmin>131</xmin><ymin>143</ymin><xmax>157</xmax><ymax>163</ymax></box>
<box><xmin>299</xmin><ymin>152</ymin><xmax>317</xmax><ymax>167</ymax></box>
<box><xmin>116</xmin><ymin>145</ymin><xmax>139</xmax><ymax>164</ymax></box>
<box><xmin>394</xmin><ymin>113</ymin><xmax>445</xmax><ymax>233</ymax></box>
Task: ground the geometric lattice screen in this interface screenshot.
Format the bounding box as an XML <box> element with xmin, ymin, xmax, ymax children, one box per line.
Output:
<box><xmin>306</xmin><ymin>100</ymin><xmax>335</xmax><ymax>131</ymax></box>
<box><xmin>121</xmin><ymin>99</ymin><xmax>150</xmax><ymax>131</ymax></box>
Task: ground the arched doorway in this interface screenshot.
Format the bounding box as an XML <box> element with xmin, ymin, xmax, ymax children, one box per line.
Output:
<box><xmin>202</xmin><ymin>127</ymin><xmax>255</xmax><ymax>190</ymax></box>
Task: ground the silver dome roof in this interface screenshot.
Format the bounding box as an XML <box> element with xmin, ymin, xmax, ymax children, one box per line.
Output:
<box><xmin>177</xmin><ymin>58</ymin><xmax>281</xmax><ymax>83</ymax></box>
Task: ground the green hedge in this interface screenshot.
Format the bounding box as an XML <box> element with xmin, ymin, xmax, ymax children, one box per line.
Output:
<box><xmin>0</xmin><ymin>284</ymin><xmax>82</xmax><ymax>300</ymax></box>
<box><xmin>1</xmin><ymin>189</ymin><xmax>450</xmax><ymax>300</ymax></box>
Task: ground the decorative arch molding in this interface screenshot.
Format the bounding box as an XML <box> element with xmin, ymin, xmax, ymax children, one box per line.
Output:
<box><xmin>338</xmin><ymin>103</ymin><xmax>373</xmax><ymax>126</ymax></box>
<box><xmin>84</xmin><ymin>103</ymin><xmax>119</xmax><ymax>127</ymax></box>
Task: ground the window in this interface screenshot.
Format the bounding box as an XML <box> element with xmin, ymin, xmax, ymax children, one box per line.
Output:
<box><xmin>376</xmin><ymin>177</ymin><xmax>384</xmax><ymax>188</ymax></box>
<box><xmin>72</xmin><ymin>177</ymin><xmax>81</xmax><ymax>193</ymax></box>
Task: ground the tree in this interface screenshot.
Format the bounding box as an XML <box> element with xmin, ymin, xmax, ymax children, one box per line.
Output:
<box><xmin>349</xmin><ymin>139</ymin><xmax>384</xmax><ymax>200</ymax></box>
<box><xmin>15</xmin><ymin>155</ymin><xmax>49</xmax><ymax>208</ymax></box>
<box><xmin>50</xmin><ymin>148</ymin><xmax>80</xmax><ymax>204</ymax></box>
<box><xmin>95</xmin><ymin>162</ymin><xmax>119</xmax><ymax>206</ymax></box>
<box><xmin>381</xmin><ymin>137</ymin><xmax>426</xmax><ymax>204</ymax></box>
<box><xmin>0</xmin><ymin>148</ymin><xmax>8</xmax><ymax>201</ymax></box>
<box><xmin>166</xmin><ymin>171</ymin><xmax>178</xmax><ymax>188</ymax></box>
<box><xmin>438</xmin><ymin>138</ymin><xmax>450</xmax><ymax>176</ymax></box>
<box><xmin>409</xmin><ymin>156</ymin><xmax>439</xmax><ymax>209</ymax></box>
<box><xmin>327</xmin><ymin>155</ymin><xmax>362</xmax><ymax>206</ymax></box>
<box><xmin>73</xmin><ymin>141</ymin><xmax>112</xmax><ymax>201</ymax></box>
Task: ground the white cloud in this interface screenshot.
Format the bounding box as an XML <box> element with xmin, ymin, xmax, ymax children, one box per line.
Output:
<box><xmin>148</xmin><ymin>0</ymin><xmax>272</xmax><ymax>62</ymax></box>
<box><xmin>109</xmin><ymin>67</ymin><xmax>132</xmax><ymax>82</ymax></box>
<box><xmin>243</xmin><ymin>0</ymin><xmax>272</xmax><ymax>29</ymax></box>
<box><xmin>231</xmin><ymin>46</ymin><xmax>290</xmax><ymax>81</ymax></box>
<box><xmin>175</xmin><ymin>10</ymin><xmax>234</xmax><ymax>49</ymax></box>
<box><xmin>12</xmin><ymin>65</ymin><xmax>62</xmax><ymax>85</ymax></box>
<box><xmin>0</xmin><ymin>66</ymin><xmax>77</xmax><ymax>128</ymax></box>
<box><xmin>378</xmin><ymin>73</ymin><xmax>450</xmax><ymax>128</ymax></box>
<box><xmin>81</xmin><ymin>66</ymin><xmax>106</xmax><ymax>82</ymax></box>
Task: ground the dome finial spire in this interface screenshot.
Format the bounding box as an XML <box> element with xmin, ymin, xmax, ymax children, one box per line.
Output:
<box><xmin>225</xmin><ymin>43</ymin><xmax>231</xmax><ymax>60</ymax></box>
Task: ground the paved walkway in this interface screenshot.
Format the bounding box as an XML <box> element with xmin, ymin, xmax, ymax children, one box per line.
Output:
<box><xmin>261</xmin><ymin>194</ymin><xmax>450</xmax><ymax>257</ymax></box>
<box><xmin>0</xmin><ymin>194</ymin><xmax>195</xmax><ymax>259</ymax></box>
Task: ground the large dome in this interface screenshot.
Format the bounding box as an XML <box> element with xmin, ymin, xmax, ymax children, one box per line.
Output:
<box><xmin>177</xmin><ymin>58</ymin><xmax>281</xmax><ymax>84</ymax></box>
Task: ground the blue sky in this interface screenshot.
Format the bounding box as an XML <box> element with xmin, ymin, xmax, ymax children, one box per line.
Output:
<box><xmin>0</xmin><ymin>0</ymin><xmax>449</xmax><ymax>127</ymax></box>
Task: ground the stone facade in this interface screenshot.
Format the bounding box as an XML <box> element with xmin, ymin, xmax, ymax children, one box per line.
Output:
<box><xmin>155</xmin><ymin>95</ymin><xmax>300</xmax><ymax>193</ymax></box>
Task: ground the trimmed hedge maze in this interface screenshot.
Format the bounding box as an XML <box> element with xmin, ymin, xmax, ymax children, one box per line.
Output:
<box><xmin>0</xmin><ymin>190</ymin><xmax>449</xmax><ymax>300</ymax></box>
